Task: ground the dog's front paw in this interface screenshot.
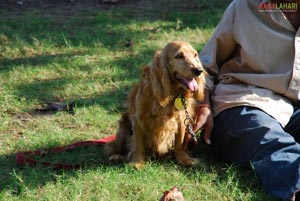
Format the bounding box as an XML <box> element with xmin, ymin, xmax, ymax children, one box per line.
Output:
<box><xmin>176</xmin><ymin>151</ymin><xmax>199</xmax><ymax>167</ymax></box>
<box><xmin>129</xmin><ymin>161</ymin><xmax>145</xmax><ymax>169</ymax></box>
<box><xmin>128</xmin><ymin>151</ymin><xmax>145</xmax><ymax>169</ymax></box>
<box><xmin>179</xmin><ymin>157</ymin><xmax>199</xmax><ymax>167</ymax></box>
<box><xmin>108</xmin><ymin>154</ymin><xmax>127</xmax><ymax>162</ymax></box>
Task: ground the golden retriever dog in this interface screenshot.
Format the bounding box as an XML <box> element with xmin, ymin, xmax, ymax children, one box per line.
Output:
<box><xmin>105</xmin><ymin>41</ymin><xmax>206</xmax><ymax>168</ymax></box>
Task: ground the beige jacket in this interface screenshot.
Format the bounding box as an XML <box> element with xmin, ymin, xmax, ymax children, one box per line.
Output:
<box><xmin>200</xmin><ymin>0</ymin><xmax>300</xmax><ymax>126</ymax></box>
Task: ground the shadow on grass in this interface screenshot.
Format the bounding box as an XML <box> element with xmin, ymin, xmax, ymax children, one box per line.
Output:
<box><xmin>11</xmin><ymin>48</ymin><xmax>155</xmax><ymax>112</ymax></box>
<box><xmin>0</xmin><ymin>50</ymin><xmax>90</xmax><ymax>70</ymax></box>
<box><xmin>0</xmin><ymin>0</ymin><xmax>230</xmax><ymax>51</ymax></box>
<box><xmin>0</xmin><ymin>0</ymin><xmax>250</xmax><ymax>198</ymax></box>
<box><xmin>0</xmin><ymin>139</ymin><xmax>129</xmax><ymax>193</ymax></box>
<box><xmin>0</xmin><ymin>0</ymin><xmax>231</xmax><ymax>112</ymax></box>
<box><xmin>0</xmin><ymin>143</ymin><xmax>273</xmax><ymax>200</ymax></box>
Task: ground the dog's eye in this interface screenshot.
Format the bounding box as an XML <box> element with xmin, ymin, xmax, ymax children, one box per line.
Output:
<box><xmin>194</xmin><ymin>53</ymin><xmax>198</xmax><ymax>57</ymax></box>
<box><xmin>175</xmin><ymin>53</ymin><xmax>184</xmax><ymax>59</ymax></box>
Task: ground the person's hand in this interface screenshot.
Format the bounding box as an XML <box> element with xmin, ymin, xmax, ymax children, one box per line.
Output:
<box><xmin>193</xmin><ymin>103</ymin><xmax>214</xmax><ymax>145</ymax></box>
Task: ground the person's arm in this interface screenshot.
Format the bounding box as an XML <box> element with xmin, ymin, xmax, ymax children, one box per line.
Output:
<box><xmin>193</xmin><ymin>89</ymin><xmax>213</xmax><ymax>144</ymax></box>
<box><xmin>195</xmin><ymin>1</ymin><xmax>238</xmax><ymax>144</ymax></box>
<box><xmin>200</xmin><ymin>0</ymin><xmax>237</xmax><ymax>79</ymax></box>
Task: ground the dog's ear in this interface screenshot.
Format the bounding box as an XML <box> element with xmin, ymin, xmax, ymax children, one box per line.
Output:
<box><xmin>150</xmin><ymin>51</ymin><xmax>172</xmax><ymax>107</ymax></box>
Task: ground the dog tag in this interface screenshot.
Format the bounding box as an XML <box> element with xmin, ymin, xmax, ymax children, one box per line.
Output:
<box><xmin>174</xmin><ymin>97</ymin><xmax>184</xmax><ymax>110</ymax></box>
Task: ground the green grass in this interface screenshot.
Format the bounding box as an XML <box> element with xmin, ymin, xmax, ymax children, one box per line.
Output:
<box><xmin>0</xmin><ymin>1</ymin><xmax>274</xmax><ymax>200</ymax></box>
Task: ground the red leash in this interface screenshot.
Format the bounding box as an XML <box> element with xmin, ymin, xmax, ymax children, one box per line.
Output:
<box><xmin>16</xmin><ymin>135</ymin><xmax>116</xmax><ymax>169</ymax></box>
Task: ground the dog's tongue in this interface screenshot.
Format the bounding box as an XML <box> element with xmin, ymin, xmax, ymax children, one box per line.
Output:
<box><xmin>184</xmin><ymin>78</ymin><xmax>198</xmax><ymax>91</ymax></box>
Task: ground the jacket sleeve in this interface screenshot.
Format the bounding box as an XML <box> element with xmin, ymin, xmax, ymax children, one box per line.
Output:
<box><xmin>200</xmin><ymin>1</ymin><xmax>238</xmax><ymax>92</ymax></box>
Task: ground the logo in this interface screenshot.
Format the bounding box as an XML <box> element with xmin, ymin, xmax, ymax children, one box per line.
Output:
<box><xmin>258</xmin><ymin>1</ymin><xmax>298</xmax><ymax>12</ymax></box>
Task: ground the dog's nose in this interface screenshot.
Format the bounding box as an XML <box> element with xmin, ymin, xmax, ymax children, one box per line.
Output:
<box><xmin>192</xmin><ymin>68</ymin><xmax>202</xmax><ymax>76</ymax></box>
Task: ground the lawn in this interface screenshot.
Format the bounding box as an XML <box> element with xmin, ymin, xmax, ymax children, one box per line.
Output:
<box><xmin>0</xmin><ymin>0</ymin><xmax>274</xmax><ymax>200</ymax></box>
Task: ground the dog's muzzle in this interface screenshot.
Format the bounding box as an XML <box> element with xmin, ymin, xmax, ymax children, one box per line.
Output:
<box><xmin>192</xmin><ymin>68</ymin><xmax>202</xmax><ymax>76</ymax></box>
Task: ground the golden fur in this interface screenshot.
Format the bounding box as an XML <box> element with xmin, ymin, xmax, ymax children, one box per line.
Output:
<box><xmin>105</xmin><ymin>41</ymin><xmax>206</xmax><ymax>168</ymax></box>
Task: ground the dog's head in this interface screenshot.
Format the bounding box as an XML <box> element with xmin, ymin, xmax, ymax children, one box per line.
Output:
<box><xmin>163</xmin><ymin>41</ymin><xmax>204</xmax><ymax>92</ymax></box>
<box><xmin>150</xmin><ymin>41</ymin><xmax>205</xmax><ymax>106</ymax></box>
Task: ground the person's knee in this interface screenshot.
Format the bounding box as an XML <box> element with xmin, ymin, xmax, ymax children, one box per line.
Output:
<box><xmin>211</xmin><ymin>106</ymin><xmax>285</xmax><ymax>166</ymax></box>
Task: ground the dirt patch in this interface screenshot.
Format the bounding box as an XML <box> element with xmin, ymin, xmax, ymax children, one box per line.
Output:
<box><xmin>0</xmin><ymin>0</ymin><xmax>139</xmax><ymax>12</ymax></box>
<box><xmin>0</xmin><ymin>0</ymin><xmax>206</xmax><ymax>14</ymax></box>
